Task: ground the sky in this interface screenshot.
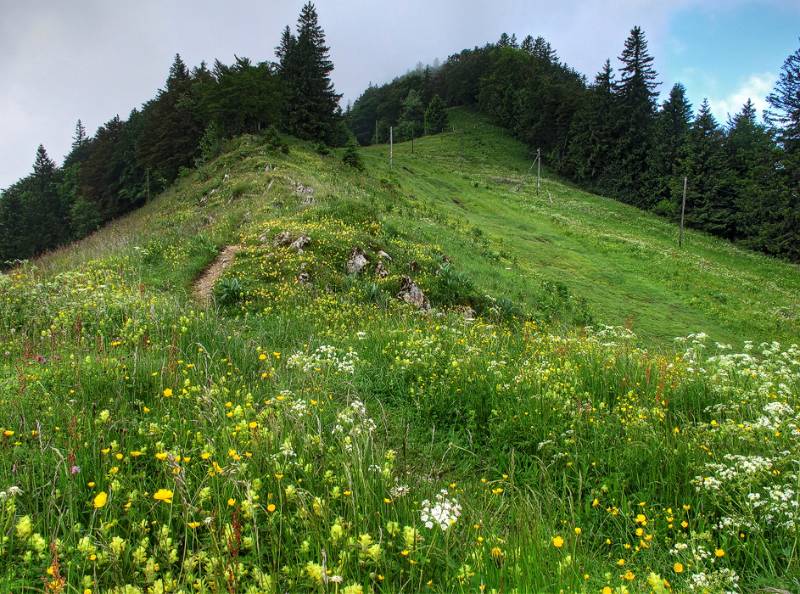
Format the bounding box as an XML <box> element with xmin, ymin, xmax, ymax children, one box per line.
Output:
<box><xmin>1</xmin><ymin>0</ymin><xmax>798</xmax><ymax>190</ymax></box>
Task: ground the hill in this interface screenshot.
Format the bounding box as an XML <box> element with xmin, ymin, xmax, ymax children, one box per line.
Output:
<box><xmin>1</xmin><ymin>109</ymin><xmax>798</xmax><ymax>592</ymax></box>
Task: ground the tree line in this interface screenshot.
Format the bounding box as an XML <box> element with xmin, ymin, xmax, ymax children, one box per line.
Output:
<box><xmin>347</xmin><ymin>30</ymin><xmax>800</xmax><ymax>262</ymax></box>
<box><xmin>0</xmin><ymin>2</ymin><xmax>345</xmax><ymax>267</ymax></box>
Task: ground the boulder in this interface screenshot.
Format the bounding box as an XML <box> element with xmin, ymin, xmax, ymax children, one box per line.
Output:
<box><xmin>374</xmin><ymin>260</ymin><xmax>389</xmax><ymax>278</ymax></box>
<box><xmin>289</xmin><ymin>234</ymin><xmax>311</xmax><ymax>252</ymax></box>
<box><xmin>377</xmin><ymin>250</ymin><xmax>392</xmax><ymax>261</ymax></box>
<box><xmin>346</xmin><ymin>247</ymin><xmax>369</xmax><ymax>275</ymax></box>
<box><xmin>397</xmin><ymin>276</ymin><xmax>429</xmax><ymax>310</ymax></box>
<box><xmin>273</xmin><ymin>231</ymin><xmax>293</xmax><ymax>247</ymax></box>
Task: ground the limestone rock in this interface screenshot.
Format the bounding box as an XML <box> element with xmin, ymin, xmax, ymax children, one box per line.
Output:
<box><xmin>397</xmin><ymin>276</ymin><xmax>429</xmax><ymax>310</ymax></box>
<box><xmin>272</xmin><ymin>231</ymin><xmax>293</xmax><ymax>247</ymax></box>
<box><xmin>347</xmin><ymin>247</ymin><xmax>369</xmax><ymax>275</ymax></box>
<box><xmin>289</xmin><ymin>235</ymin><xmax>311</xmax><ymax>252</ymax></box>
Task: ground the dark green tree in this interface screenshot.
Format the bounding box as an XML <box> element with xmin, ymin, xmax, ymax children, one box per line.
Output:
<box><xmin>612</xmin><ymin>26</ymin><xmax>659</xmax><ymax>206</ymax></box>
<box><xmin>398</xmin><ymin>89</ymin><xmax>424</xmax><ymax>140</ymax></box>
<box><xmin>279</xmin><ymin>3</ymin><xmax>341</xmax><ymax>141</ymax></box>
<box><xmin>564</xmin><ymin>60</ymin><xmax>617</xmax><ymax>189</ymax></box>
<box><xmin>647</xmin><ymin>83</ymin><xmax>693</xmax><ymax>213</ymax></box>
<box><xmin>679</xmin><ymin>99</ymin><xmax>736</xmax><ymax>238</ymax></box>
<box><xmin>425</xmin><ymin>94</ymin><xmax>449</xmax><ymax>134</ymax></box>
<box><xmin>136</xmin><ymin>54</ymin><xmax>204</xmax><ymax>183</ymax></box>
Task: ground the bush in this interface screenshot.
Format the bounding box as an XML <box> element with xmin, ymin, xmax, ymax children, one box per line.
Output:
<box><xmin>342</xmin><ymin>142</ymin><xmax>364</xmax><ymax>171</ymax></box>
<box><xmin>214</xmin><ymin>276</ymin><xmax>244</xmax><ymax>305</ymax></box>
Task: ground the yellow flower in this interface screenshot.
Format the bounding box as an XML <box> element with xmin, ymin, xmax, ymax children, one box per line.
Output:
<box><xmin>2</xmin><ymin>429</ymin><xmax>14</xmax><ymax>437</ymax></box>
<box><xmin>622</xmin><ymin>570</ymin><xmax>635</xmax><ymax>581</ymax></box>
<box><xmin>574</xmin><ymin>527</ymin><xmax>582</xmax><ymax>536</ymax></box>
<box><xmin>93</xmin><ymin>491</ymin><xmax>108</xmax><ymax>509</ymax></box>
<box><xmin>602</xmin><ymin>587</ymin><xmax>612</xmax><ymax>594</ymax></box>
<box><xmin>266</xmin><ymin>503</ymin><xmax>276</xmax><ymax>513</ymax></box>
<box><xmin>551</xmin><ymin>535</ymin><xmax>564</xmax><ymax>548</ymax></box>
<box><xmin>163</xmin><ymin>388</ymin><xmax>173</xmax><ymax>397</ymax></box>
<box><xmin>714</xmin><ymin>548</ymin><xmax>725</xmax><ymax>558</ymax></box>
<box><xmin>259</xmin><ymin>353</ymin><xmax>267</xmax><ymax>361</ymax></box>
<box><xmin>188</xmin><ymin>521</ymin><xmax>201</xmax><ymax>529</ymax></box>
<box><xmin>227</xmin><ymin>498</ymin><xmax>236</xmax><ymax>506</ymax></box>
<box><xmin>490</xmin><ymin>546</ymin><xmax>504</xmax><ymax>560</ymax></box>
<box><xmin>153</xmin><ymin>489</ymin><xmax>173</xmax><ymax>503</ymax></box>
<box><xmin>673</xmin><ymin>562</ymin><xmax>684</xmax><ymax>573</ymax></box>
<box><xmin>155</xmin><ymin>452</ymin><xmax>168</xmax><ymax>461</ymax></box>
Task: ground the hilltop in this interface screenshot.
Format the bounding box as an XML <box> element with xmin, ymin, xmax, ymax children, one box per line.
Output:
<box><xmin>1</xmin><ymin>109</ymin><xmax>799</xmax><ymax>592</ymax></box>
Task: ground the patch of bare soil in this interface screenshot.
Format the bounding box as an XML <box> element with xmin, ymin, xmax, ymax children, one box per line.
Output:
<box><xmin>193</xmin><ymin>245</ymin><xmax>241</xmax><ymax>303</ymax></box>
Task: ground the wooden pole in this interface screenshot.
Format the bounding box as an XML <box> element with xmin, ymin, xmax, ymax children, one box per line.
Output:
<box><xmin>389</xmin><ymin>126</ymin><xmax>393</xmax><ymax>169</ymax></box>
<box><xmin>536</xmin><ymin>148</ymin><xmax>541</xmax><ymax>197</ymax></box>
<box><xmin>146</xmin><ymin>168</ymin><xmax>150</xmax><ymax>203</ymax></box>
<box><xmin>679</xmin><ymin>176</ymin><xmax>687</xmax><ymax>248</ymax></box>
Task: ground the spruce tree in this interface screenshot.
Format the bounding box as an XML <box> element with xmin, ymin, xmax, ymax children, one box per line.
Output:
<box><xmin>766</xmin><ymin>39</ymin><xmax>800</xmax><ymax>156</ymax></box>
<box><xmin>425</xmin><ymin>94</ymin><xmax>449</xmax><ymax>134</ymax></box>
<box><xmin>72</xmin><ymin>119</ymin><xmax>87</xmax><ymax>150</ymax></box>
<box><xmin>612</xmin><ymin>26</ymin><xmax>659</xmax><ymax>206</ymax></box>
<box><xmin>680</xmin><ymin>99</ymin><xmax>736</xmax><ymax>238</ymax></box>
<box><xmin>564</xmin><ymin>60</ymin><xmax>617</xmax><ymax>189</ymax></box>
<box><xmin>280</xmin><ymin>3</ymin><xmax>340</xmax><ymax>141</ymax></box>
<box><xmin>398</xmin><ymin>89</ymin><xmax>424</xmax><ymax>140</ymax></box>
<box><xmin>647</xmin><ymin>83</ymin><xmax>692</xmax><ymax>212</ymax></box>
<box><xmin>521</xmin><ymin>35</ymin><xmax>534</xmax><ymax>54</ymax></box>
<box><xmin>766</xmin><ymin>39</ymin><xmax>800</xmax><ymax>194</ymax></box>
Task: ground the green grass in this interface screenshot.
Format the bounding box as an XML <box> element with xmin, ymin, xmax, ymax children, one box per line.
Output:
<box><xmin>362</xmin><ymin>109</ymin><xmax>800</xmax><ymax>347</ymax></box>
<box><xmin>0</xmin><ymin>111</ymin><xmax>798</xmax><ymax>593</ymax></box>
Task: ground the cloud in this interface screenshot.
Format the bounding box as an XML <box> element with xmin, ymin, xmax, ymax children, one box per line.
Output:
<box><xmin>708</xmin><ymin>72</ymin><xmax>775</xmax><ymax>122</ymax></box>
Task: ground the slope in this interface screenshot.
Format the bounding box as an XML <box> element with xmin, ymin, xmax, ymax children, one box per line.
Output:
<box><xmin>0</xmin><ymin>110</ymin><xmax>798</xmax><ymax>593</ymax></box>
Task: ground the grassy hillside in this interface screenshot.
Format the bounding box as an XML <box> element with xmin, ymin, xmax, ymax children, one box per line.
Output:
<box><xmin>363</xmin><ymin>110</ymin><xmax>800</xmax><ymax>347</ymax></box>
<box><xmin>1</xmin><ymin>109</ymin><xmax>798</xmax><ymax>593</ymax></box>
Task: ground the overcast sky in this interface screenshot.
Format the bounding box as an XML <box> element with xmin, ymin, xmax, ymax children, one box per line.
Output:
<box><xmin>1</xmin><ymin>0</ymin><xmax>798</xmax><ymax>190</ymax></box>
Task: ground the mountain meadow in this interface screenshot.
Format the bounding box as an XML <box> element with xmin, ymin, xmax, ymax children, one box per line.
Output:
<box><xmin>1</xmin><ymin>4</ymin><xmax>800</xmax><ymax>593</ymax></box>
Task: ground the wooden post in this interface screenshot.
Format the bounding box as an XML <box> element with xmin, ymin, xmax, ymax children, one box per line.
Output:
<box><xmin>536</xmin><ymin>148</ymin><xmax>541</xmax><ymax>197</ymax></box>
<box><xmin>389</xmin><ymin>126</ymin><xmax>393</xmax><ymax>169</ymax></box>
<box><xmin>679</xmin><ymin>176</ymin><xmax>687</xmax><ymax>248</ymax></box>
<box><xmin>146</xmin><ymin>168</ymin><xmax>150</xmax><ymax>203</ymax></box>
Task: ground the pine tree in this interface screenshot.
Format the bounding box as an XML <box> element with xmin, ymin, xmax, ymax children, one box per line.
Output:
<box><xmin>521</xmin><ymin>35</ymin><xmax>534</xmax><ymax>54</ymax></box>
<box><xmin>136</xmin><ymin>54</ymin><xmax>203</xmax><ymax>183</ymax></box>
<box><xmin>680</xmin><ymin>99</ymin><xmax>736</xmax><ymax>238</ymax></box>
<box><xmin>611</xmin><ymin>26</ymin><xmax>659</xmax><ymax>206</ymax></box>
<box><xmin>425</xmin><ymin>94</ymin><xmax>449</xmax><ymax>134</ymax></box>
<box><xmin>564</xmin><ymin>60</ymin><xmax>617</xmax><ymax>188</ymax></box>
<box><xmin>280</xmin><ymin>3</ymin><xmax>341</xmax><ymax>141</ymax></box>
<box><xmin>647</xmin><ymin>83</ymin><xmax>693</xmax><ymax>212</ymax></box>
<box><xmin>398</xmin><ymin>89</ymin><xmax>424</xmax><ymax>140</ymax></box>
<box><xmin>765</xmin><ymin>39</ymin><xmax>800</xmax><ymax>156</ymax></box>
<box><xmin>72</xmin><ymin>119</ymin><xmax>87</xmax><ymax>150</ymax></box>
<box><xmin>766</xmin><ymin>39</ymin><xmax>800</xmax><ymax>197</ymax></box>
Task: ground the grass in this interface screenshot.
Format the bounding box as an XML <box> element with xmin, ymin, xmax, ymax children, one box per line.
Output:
<box><xmin>0</xmin><ymin>110</ymin><xmax>798</xmax><ymax>593</ymax></box>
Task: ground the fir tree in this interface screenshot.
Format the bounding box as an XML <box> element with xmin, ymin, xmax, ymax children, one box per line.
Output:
<box><xmin>425</xmin><ymin>94</ymin><xmax>449</xmax><ymax>134</ymax></box>
<box><xmin>766</xmin><ymin>38</ymin><xmax>800</xmax><ymax>192</ymax></box>
<box><xmin>680</xmin><ymin>99</ymin><xmax>735</xmax><ymax>238</ymax></box>
<box><xmin>281</xmin><ymin>3</ymin><xmax>341</xmax><ymax>141</ymax></box>
<box><xmin>72</xmin><ymin>119</ymin><xmax>87</xmax><ymax>150</ymax></box>
<box><xmin>765</xmin><ymin>39</ymin><xmax>800</xmax><ymax>155</ymax></box>
<box><xmin>612</xmin><ymin>26</ymin><xmax>659</xmax><ymax>206</ymax></box>
<box><xmin>564</xmin><ymin>60</ymin><xmax>617</xmax><ymax>188</ymax></box>
<box><xmin>521</xmin><ymin>35</ymin><xmax>534</xmax><ymax>54</ymax></box>
<box><xmin>398</xmin><ymin>89</ymin><xmax>424</xmax><ymax>140</ymax></box>
<box><xmin>647</xmin><ymin>83</ymin><xmax>693</xmax><ymax>211</ymax></box>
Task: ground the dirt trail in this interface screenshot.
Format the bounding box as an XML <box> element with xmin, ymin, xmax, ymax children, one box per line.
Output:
<box><xmin>193</xmin><ymin>245</ymin><xmax>241</xmax><ymax>303</ymax></box>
